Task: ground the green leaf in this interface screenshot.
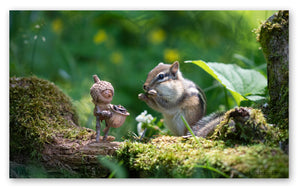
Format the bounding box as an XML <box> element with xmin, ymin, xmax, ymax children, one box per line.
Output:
<box><xmin>185</xmin><ymin>60</ymin><xmax>267</xmax><ymax>106</ymax></box>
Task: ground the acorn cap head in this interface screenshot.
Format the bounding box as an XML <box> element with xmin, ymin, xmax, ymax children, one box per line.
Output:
<box><xmin>90</xmin><ymin>76</ymin><xmax>114</xmax><ymax>104</ymax></box>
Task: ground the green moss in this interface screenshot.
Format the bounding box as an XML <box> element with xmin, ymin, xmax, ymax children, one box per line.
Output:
<box><xmin>256</xmin><ymin>10</ymin><xmax>289</xmax><ymax>145</ymax></box>
<box><xmin>256</xmin><ymin>10</ymin><xmax>289</xmax><ymax>44</ymax></box>
<box><xmin>116</xmin><ymin>136</ymin><xmax>288</xmax><ymax>178</ymax></box>
<box><xmin>209</xmin><ymin>108</ymin><xmax>280</xmax><ymax>146</ymax></box>
<box><xmin>9</xmin><ymin>76</ymin><xmax>92</xmax><ymax>161</ymax></box>
<box><xmin>116</xmin><ymin>108</ymin><xmax>288</xmax><ymax>178</ymax></box>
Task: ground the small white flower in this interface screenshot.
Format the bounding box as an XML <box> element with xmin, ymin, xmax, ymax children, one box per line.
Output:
<box><xmin>35</xmin><ymin>24</ymin><xmax>40</xmax><ymax>29</ymax></box>
<box><xmin>136</xmin><ymin>110</ymin><xmax>153</xmax><ymax>123</ymax></box>
<box><xmin>42</xmin><ymin>36</ymin><xmax>46</xmax><ymax>42</ymax></box>
<box><xmin>135</xmin><ymin>110</ymin><xmax>147</xmax><ymax>122</ymax></box>
<box><xmin>34</xmin><ymin>35</ymin><xmax>38</xmax><ymax>40</ymax></box>
<box><xmin>145</xmin><ymin>114</ymin><xmax>153</xmax><ymax>123</ymax></box>
<box><xmin>136</xmin><ymin>110</ymin><xmax>154</xmax><ymax>136</ymax></box>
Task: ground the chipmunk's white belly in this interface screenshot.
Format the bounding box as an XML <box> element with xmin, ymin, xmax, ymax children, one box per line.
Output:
<box><xmin>163</xmin><ymin>111</ymin><xmax>186</xmax><ymax>136</ymax></box>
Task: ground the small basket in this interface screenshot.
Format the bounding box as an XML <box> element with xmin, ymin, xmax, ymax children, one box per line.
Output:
<box><xmin>107</xmin><ymin>104</ymin><xmax>130</xmax><ymax>128</ymax></box>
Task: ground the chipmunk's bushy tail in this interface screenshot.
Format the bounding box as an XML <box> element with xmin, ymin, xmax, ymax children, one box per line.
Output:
<box><xmin>190</xmin><ymin>112</ymin><xmax>224</xmax><ymax>138</ymax></box>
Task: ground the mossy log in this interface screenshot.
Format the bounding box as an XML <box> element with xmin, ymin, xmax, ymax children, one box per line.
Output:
<box><xmin>10</xmin><ymin>77</ymin><xmax>288</xmax><ymax>178</ymax></box>
<box><xmin>9</xmin><ymin>76</ymin><xmax>120</xmax><ymax>178</ymax></box>
<box><xmin>116</xmin><ymin>136</ymin><xmax>288</xmax><ymax>178</ymax></box>
<box><xmin>257</xmin><ymin>10</ymin><xmax>289</xmax><ymax>130</ymax></box>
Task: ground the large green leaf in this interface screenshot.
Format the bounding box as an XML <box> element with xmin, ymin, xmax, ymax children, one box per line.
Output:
<box><xmin>185</xmin><ymin>60</ymin><xmax>267</xmax><ymax>106</ymax></box>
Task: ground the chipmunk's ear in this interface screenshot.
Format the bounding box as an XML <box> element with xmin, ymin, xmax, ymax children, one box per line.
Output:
<box><xmin>170</xmin><ymin>61</ymin><xmax>179</xmax><ymax>75</ymax></box>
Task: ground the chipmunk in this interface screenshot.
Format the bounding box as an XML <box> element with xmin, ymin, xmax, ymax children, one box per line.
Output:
<box><xmin>138</xmin><ymin>61</ymin><xmax>221</xmax><ymax>137</ymax></box>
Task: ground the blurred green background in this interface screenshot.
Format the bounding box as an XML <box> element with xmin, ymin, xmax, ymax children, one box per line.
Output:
<box><xmin>9</xmin><ymin>10</ymin><xmax>275</xmax><ymax>140</ymax></box>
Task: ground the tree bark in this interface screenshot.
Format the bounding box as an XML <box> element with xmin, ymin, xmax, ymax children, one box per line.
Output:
<box><xmin>257</xmin><ymin>10</ymin><xmax>289</xmax><ymax>130</ymax></box>
<box><xmin>42</xmin><ymin>137</ymin><xmax>121</xmax><ymax>178</ymax></box>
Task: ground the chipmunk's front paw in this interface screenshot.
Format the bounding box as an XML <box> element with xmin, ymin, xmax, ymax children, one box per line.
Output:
<box><xmin>138</xmin><ymin>93</ymin><xmax>147</xmax><ymax>101</ymax></box>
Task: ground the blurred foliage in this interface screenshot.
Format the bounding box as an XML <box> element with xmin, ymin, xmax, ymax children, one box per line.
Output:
<box><xmin>9</xmin><ymin>10</ymin><xmax>276</xmax><ymax>139</ymax></box>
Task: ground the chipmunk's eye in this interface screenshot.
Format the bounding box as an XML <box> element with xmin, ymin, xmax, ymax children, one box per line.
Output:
<box><xmin>157</xmin><ymin>73</ymin><xmax>165</xmax><ymax>80</ymax></box>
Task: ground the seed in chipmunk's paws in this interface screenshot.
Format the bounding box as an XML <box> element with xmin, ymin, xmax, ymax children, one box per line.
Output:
<box><xmin>148</xmin><ymin>89</ymin><xmax>157</xmax><ymax>96</ymax></box>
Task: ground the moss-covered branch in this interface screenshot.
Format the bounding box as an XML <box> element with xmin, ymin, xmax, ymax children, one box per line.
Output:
<box><xmin>9</xmin><ymin>76</ymin><xmax>118</xmax><ymax>177</ymax></box>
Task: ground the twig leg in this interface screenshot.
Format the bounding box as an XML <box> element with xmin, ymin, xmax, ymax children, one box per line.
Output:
<box><xmin>103</xmin><ymin>122</ymin><xmax>110</xmax><ymax>141</ymax></box>
<box><xmin>96</xmin><ymin>115</ymin><xmax>101</xmax><ymax>142</ymax></box>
